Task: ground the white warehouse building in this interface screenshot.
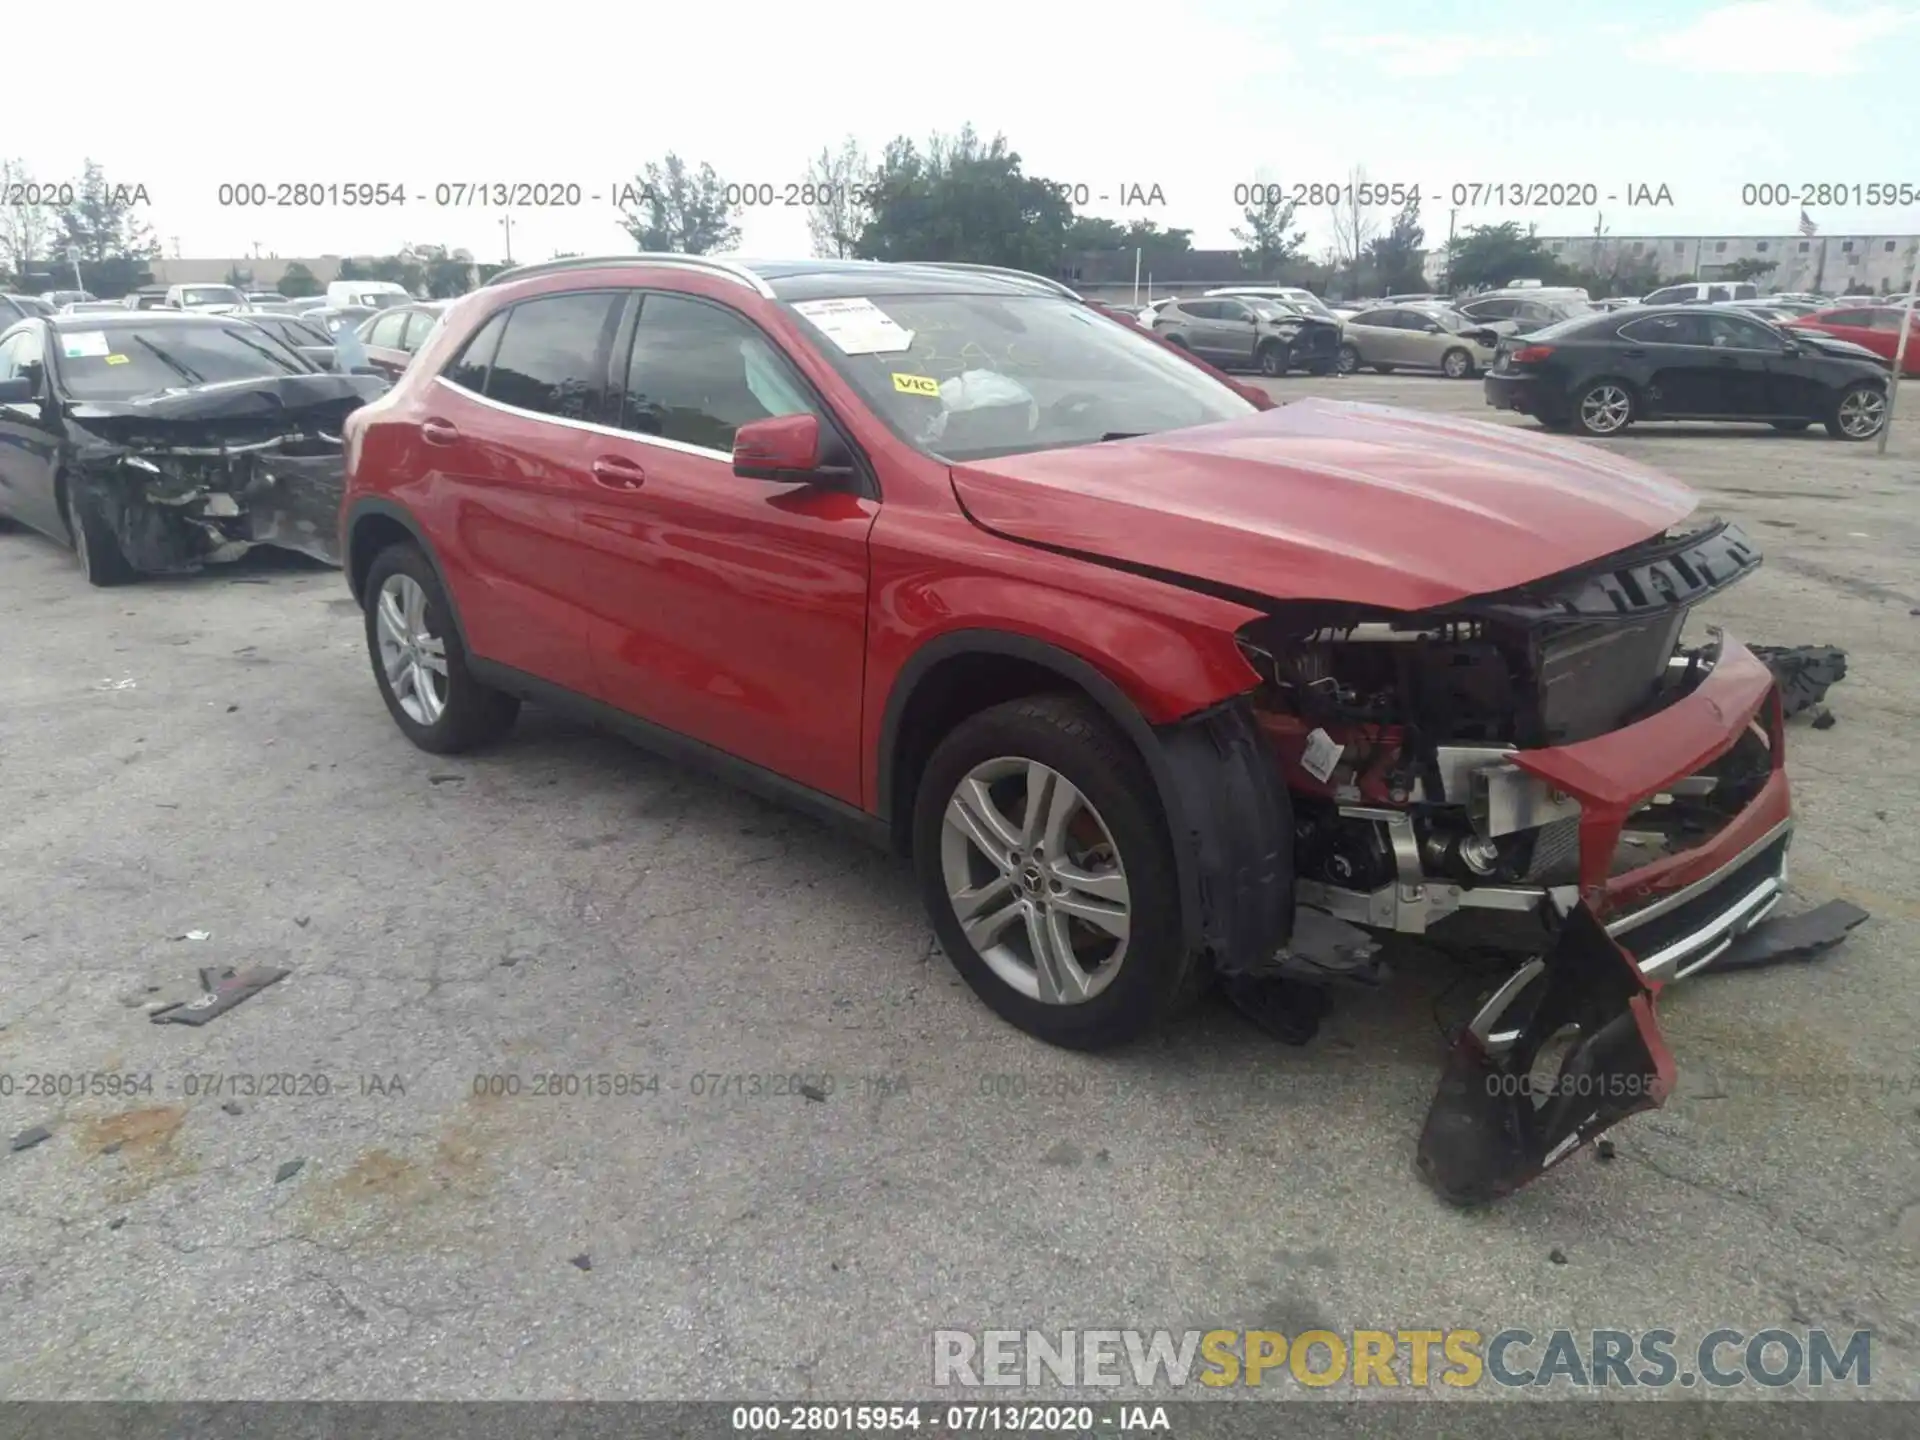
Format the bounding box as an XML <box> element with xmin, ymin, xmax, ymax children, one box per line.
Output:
<box><xmin>1533</xmin><ymin>233</ymin><xmax>1919</xmax><ymax>292</ymax></box>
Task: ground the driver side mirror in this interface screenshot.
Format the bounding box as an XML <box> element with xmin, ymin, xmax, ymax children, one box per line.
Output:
<box><xmin>732</xmin><ymin>413</ymin><xmax>856</xmax><ymax>486</ymax></box>
<box><xmin>0</xmin><ymin>373</ymin><xmax>38</xmax><ymax>405</ymax></box>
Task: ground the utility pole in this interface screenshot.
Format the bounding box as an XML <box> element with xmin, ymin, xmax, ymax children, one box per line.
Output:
<box><xmin>1876</xmin><ymin>242</ymin><xmax>1918</xmax><ymax>457</ymax></box>
<box><xmin>1442</xmin><ymin>207</ymin><xmax>1457</xmax><ymax>292</ymax></box>
<box><xmin>499</xmin><ymin>214</ymin><xmax>514</xmax><ymax>264</ymax></box>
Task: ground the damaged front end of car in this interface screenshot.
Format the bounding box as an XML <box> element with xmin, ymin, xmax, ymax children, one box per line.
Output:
<box><xmin>62</xmin><ymin>374</ymin><xmax>386</xmax><ymax>573</ymax></box>
<box><xmin>1232</xmin><ymin>516</ymin><xmax>1811</xmax><ymax>1202</ymax></box>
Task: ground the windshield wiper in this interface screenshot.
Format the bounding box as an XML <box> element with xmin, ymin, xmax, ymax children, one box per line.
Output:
<box><xmin>130</xmin><ymin>335</ymin><xmax>206</xmax><ymax>386</ymax></box>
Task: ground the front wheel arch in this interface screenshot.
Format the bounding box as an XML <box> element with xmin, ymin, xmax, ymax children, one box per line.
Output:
<box><xmin>343</xmin><ymin>498</ymin><xmax>476</xmax><ymax>655</ymax></box>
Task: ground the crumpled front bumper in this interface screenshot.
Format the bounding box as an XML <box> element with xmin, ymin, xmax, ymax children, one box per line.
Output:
<box><xmin>1418</xmin><ymin>636</ymin><xmax>1790</xmax><ymax>1204</ymax></box>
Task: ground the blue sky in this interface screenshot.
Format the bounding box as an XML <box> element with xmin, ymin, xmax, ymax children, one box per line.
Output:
<box><xmin>8</xmin><ymin>0</ymin><xmax>1919</xmax><ymax>264</ymax></box>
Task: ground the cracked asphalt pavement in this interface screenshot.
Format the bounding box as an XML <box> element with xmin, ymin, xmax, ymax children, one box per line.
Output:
<box><xmin>1</xmin><ymin>379</ymin><xmax>1916</xmax><ymax>1401</ymax></box>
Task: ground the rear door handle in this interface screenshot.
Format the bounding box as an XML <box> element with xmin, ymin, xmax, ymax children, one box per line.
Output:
<box><xmin>591</xmin><ymin>455</ymin><xmax>646</xmax><ymax>490</ymax></box>
<box><xmin>420</xmin><ymin>418</ymin><xmax>459</xmax><ymax>447</ymax></box>
<box><xmin>1622</xmin><ymin>348</ymin><xmax>1647</xmax><ymax>358</ymax></box>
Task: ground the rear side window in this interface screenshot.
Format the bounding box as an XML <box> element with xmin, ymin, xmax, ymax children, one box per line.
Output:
<box><xmin>616</xmin><ymin>293</ymin><xmax>819</xmax><ymax>453</ymax></box>
<box><xmin>482</xmin><ymin>292</ymin><xmax>624</xmax><ymax>423</ymax></box>
<box><xmin>366</xmin><ymin>311</ymin><xmax>408</xmax><ymax>347</ymax></box>
<box><xmin>1870</xmin><ymin>310</ymin><xmax>1908</xmax><ymax>331</ymax></box>
<box><xmin>1823</xmin><ymin>310</ymin><xmax>1874</xmax><ymax>326</ymax></box>
<box><xmin>402</xmin><ymin>309</ymin><xmax>441</xmax><ymax>351</ymax></box>
<box><xmin>1352</xmin><ymin>309</ymin><xmax>1394</xmax><ymax>325</ymax></box>
<box><xmin>444</xmin><ymin>311</ymin><xmax>506</xmax><ymax>390</ymax></box>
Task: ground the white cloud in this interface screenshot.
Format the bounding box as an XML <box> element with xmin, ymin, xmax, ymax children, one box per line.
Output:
<box><xmin>1633</xmin><ymin>0</ymin><xmax>1919</xmax><ymax>73</ymax></box>
<box><xmin>1326</xmin><ymin>33</ymin><xmax>1550</xmax><ymax>75</ymax></box>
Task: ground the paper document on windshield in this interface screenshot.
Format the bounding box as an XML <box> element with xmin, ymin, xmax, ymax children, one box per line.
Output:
<box><xmin>62</xmin><ymin>331</ymin><xmax>111</xmax><ymax>359</ymax></box>
<box><xmin>792</xmin><ymin>297</ymin><xmax>914</xmax><ymax>355</ymax></box>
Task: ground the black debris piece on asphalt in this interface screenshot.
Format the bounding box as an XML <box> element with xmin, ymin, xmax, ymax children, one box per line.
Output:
<box><xmin>102</xmin><ymin>1140</ymin><xmax>125</xmax><ymax>1155</ymax></box>
<box><xmin>11</xmin><ymin>1125</ymin><xmax>52</xmax><ymax>1152</ymax></box>
<box><xmin>1811</xmin><ymin>707</ymin><xmax>1837</xmax><ymax>730</ymax></box>
<box><xmin>226</xmin><ymin>705</ymin><xmax>239</xmax><ymax>713</ymax></box>
<box><xmin>1705</xmin><ymin>900</ymin><xmax>1870</xmax><ymax>973</ymax></box>
<box><xmin>221</xmin><ymin>1100</ymin><xmax>243</xmax><ymax>1116</ymax></box>
<box><xmin>1219</xmin><ymin>974</ymin><xmax>1334</xmax><ymax>1045</ymax></box>
<box><xmin>294</xmin><ymin>916</ymin><xmax>311</xmax><ymax>928</ymax></box>
<box><xmin>570</xmin><ymin>1253</ymin><xmax>593</xmax><ymax>1271</ymax></box>
<box><xmin>150</xmin><ymin>966</ymin><xmax>289</xmax><ymax>1025</ymax></box>
<box><xmin>1259</xmin><ymin>906</ymin><xmax>1390</xmax><ymax>988</ymax></box>
<box><xmin>274</xmin><ymin>1159</ymin><xmax>305</xmax><ymax>1183</ymax></box>
<box><xmin>107</xmin><ymin>1217</ymin><xmax>127</xmax><ymax>1230</ymax></box>
<box><xmin>1549</xmin><ymin>1247</ymin><xmax>1569</xmax><ymax>1265</ymax></box>
<box><xmin>799</xmin><ymin>1083</ymin><xmax>828</xmax><ymax>1103</ymax></box>
<box><xmin>428</xmin><ymin>773</ymin><xmax>465</xmax><ymax>785</ymax></box>
<box><xmin>1597</xmin><ymin>1139</ymin><xmax>1617</xmax><ymax>1162</ymax></box>
<box><xmin>1752</xmin><ymin>645</ymin><xmax>1848</xmax><ymax>719</ymax></box>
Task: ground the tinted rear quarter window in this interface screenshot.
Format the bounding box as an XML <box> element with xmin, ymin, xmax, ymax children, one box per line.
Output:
<box><xmin>483</xmin><ymin>291</ymin><xmax>623</xmax><ymax>423</ymax></box>
<box><xmin>445</xmin><ymin>311</ymin><xmax>506</xmax><ymax>391</ymax></box>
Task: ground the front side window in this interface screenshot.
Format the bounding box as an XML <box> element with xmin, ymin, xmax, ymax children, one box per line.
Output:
<box><xmin>1620</xmin><ymin>313</ymin><xmax>1710</xmax><ymax>346</ymax></box>
<box><xmin>51</xmin><ymin>323</ymin><xmax>309</xmax><ymax>400</ymax></box>
<box><xmin>482</xmin><ymin>291</ymin><xmax>623</xmax><ymax>423</ymax></box>
<box><xmin>617</xmin><ymin>293</ymin><xmax>819</xmax><ymax>453</ymax></box>
<box><xmin>402</xmin><ymin>309</ymin><xmax>442</xmax><ymax>351</ymax></box>
<box><xmin>786</xmin><ymin>291</ymin><xmax>1256</xmax><ymax>462</ymax></box>
<box><xmin>1706</xmin><ymin>314</ymin><xmax>1783</xmax><ymax>350</ymax></box>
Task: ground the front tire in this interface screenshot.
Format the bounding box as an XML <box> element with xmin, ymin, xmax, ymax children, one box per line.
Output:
<box><xmin>912</xmin><ymin>695</ymin><xmax>1190</xmax><ymax>1051</ymax></box>
<box><xmin>1441</xmin><ymin>347</ymin><xmax>1474</xmax><ymax>379</ymax></box>
<box><xmin>1336</xmin><ymin>343</ymin><xmax>1361</xmax><ymax>375</ymax></box>
<box><xmin>363</xmin><ymin>542</ymin><xmax>519</xmax><ymax>753</ymax></box>
<box><xmin>1257</xmin><ymin>341</ymin><xmax>1290</xmax><ymax>377</ymax></box>
<box><xmin>64</xmin><ymin>485</ymin><xmax>138</xmax><ymax>587</ymax></box>
<box><xmin>1570</xmin><ymin>379</ymin><xmax>1635</xmax><ymax>436</ymax></box>
<box><xmin>1826</xmin><ymin>383</ymin><xmax>1887</xmax><ymax>441</ymax></box>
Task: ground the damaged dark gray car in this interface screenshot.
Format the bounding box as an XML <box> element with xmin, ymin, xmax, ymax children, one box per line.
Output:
<box><xmin>0</xmin><ymin>311</ymin><xmax>386</xmax><ymax>584</ymax></box>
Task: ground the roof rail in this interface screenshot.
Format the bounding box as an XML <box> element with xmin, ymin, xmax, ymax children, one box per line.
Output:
<box><xmin>481</xmin><ymin>254</ymin><xmax>774</xmax><ymax>298</ymax></box>
<box><xmin>894</xmin><ymin>262</ymin><xmax>1082</xmax><ymax>300</ymax></box>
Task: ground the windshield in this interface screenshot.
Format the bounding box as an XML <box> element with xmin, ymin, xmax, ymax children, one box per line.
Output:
<box><xmin>350</xmin><ymin>292</ymin><xmax>411</xmax><ymax>310</ymax></box>
<box><xmin>1248</xmin><ymin>300</ymin><xmax>1303</xmax><ymax>321</ymax></box>
<box><xmin>788</xmin><ymin>293</ymin><xmax>1256</xmax><ymax>462</ymax></box>
<box><xmin>181</xmin><ymin>286</ymin><xmax>246</xmax><ymax>307</ymax></box>
<box><xmin>54</xmin><ymin>323</ymin><xmax>313</xmax><ymax>400</ymax></box>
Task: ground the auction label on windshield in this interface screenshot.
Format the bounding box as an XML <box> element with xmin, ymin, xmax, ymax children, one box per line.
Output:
<box><xmin>892</xmin><ymin>373</ymin><xmax>941</xmax><ymax>397</ymax></box>
<box><xmin>61</xmin><ymin>331</ymin><xmax>111</xmax><ymax>359</ymax></box>
<box><xmin>792</xmin><ymin>297</ymin><xmax>915</xmax><ymax>355</ymax></box>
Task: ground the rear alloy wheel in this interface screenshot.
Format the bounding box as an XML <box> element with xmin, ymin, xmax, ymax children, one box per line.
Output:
<box><xmin>913</xmin><ymin>696</ymin><xmax>1190</xmax><ymax>1050</ymax></box>
<box><xmin>1336</xmin><ymin>343</ymin><xmax>1361</xmax><ymax>375</ymax></box>
<box><xmin>63</xmin><ymin>485</ymin><xmax>138</xmax><ymax>587</ymax></box>
<box><xmin>364</xmin><ymin>542</ymin><xmax>520</xmax><ymax>753</ymax></box>
<box><xmin>1827</xmin><ymin>384</ymin><xmax>1887</xmax><ymax>441</ymax></box>
<box><xmin>1441</xmin><ymin>347</ymin><xmax>1474</xmax><ymax>379</ymax></box>
<box><xmin>1257</xmin><ymin>341</ymin><xmax>1290</xmax><ymax>377</ymax></box>
<box><xmin>1571</xmin><ymin>380</ymin><xmax>1634</xmax><ymax>436</ymax></box>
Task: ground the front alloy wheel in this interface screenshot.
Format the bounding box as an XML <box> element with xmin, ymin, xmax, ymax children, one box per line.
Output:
<box><xmin>941</xmin><ymin>756</ymin><xmax>1131</xmax><ymax>1006</ymax></box>
<box><xmin>1830</xmin><ymin>384</ymin><xmax>1887</xmax><ymax>441</ymax></box>
<box><xmin>1336</xmin><ymin>343</ymin><xmax>1361</xmax><ymax>375</ymax></box>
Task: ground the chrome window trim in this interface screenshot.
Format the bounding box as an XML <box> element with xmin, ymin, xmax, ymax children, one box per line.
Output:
<box><xmin>433</xmin><ymin>376</ymin><xmax>732</xmax><ymax>462</ymax></box>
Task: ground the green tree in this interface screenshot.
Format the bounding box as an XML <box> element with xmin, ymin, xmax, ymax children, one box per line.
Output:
<box><xmin>1066</xmin><ymin>216</ymin><xmax>1128</xmax><ymax>250</ymax></box>
<box><xmin>0</xmin><ymin>158</ymin><xmax>54</xmax><ymax>285</ymax></box>
<box><xmin>53</xmin><ymin>159</ymin><xmax>159</xmax><ymax>296</ymax></box>
<box><xmin>1231</xmin><ymin>185</ymin><xmax>1306</xmax><ymax>276</ymax></box>
<box><xmin>403</xmin><ymin>243</ymin><xmax>473</xmax><ymax>298</ymax></box>
<box><xmin>620</xmin><ymin>154</ymin><xmax>741</xmax><ymax>254</ymax></box>
<box><xmin>277</xmin><ymin>261</ymin><xmax>322</xmax><ymax>298</ymax></box>
<box><xmin>1442</xmin><ymin>222</ymin><xmax>1569</xmax><ymax>291</ymax></box>
<box><xmin>1365</xmin><ymin>194</ymin><xmax>1427</xmax><ymax>294</ymax></box>
<box><xmin>803</xmin><ymin>137</ymin><xmax>872</xmax><ymax>259</ymax></box>
<box><xmin>1723</xmin><ymin>257</ymin><xmax>1779</xmax><ymax>283</ymax></box>
<box><xmin>854</xmin><ymin>126</ymin><xmax>1075</xmax><ymax>273</ymax></box>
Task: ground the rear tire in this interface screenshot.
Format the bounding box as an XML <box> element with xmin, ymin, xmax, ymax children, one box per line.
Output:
<box><xmin>1570</xmin><ymin>379</ymin><xmax>1635</xmax><ymax>436</ymax></box>
<box><xmin>64</xmin><ymin>485</ymin><xmax>139</xmax><ymax>587</ymax></box>
<box><xmin>363</xmin><ymin>542</ymin><xmax>520</xmax><ymax>753</ymax></box>
<box><xmin>1336</xmin><ymin>343</ymin><xmax>1361</xmax><ymax>375</ymax></box>
<box><xmin>1825</xmin><ymin>383</ymin><xmax>1887</xmax><ymax>441</ymax></box>
<box><xmin>912</xmin><ymin>695</ymin><xmax>1191</xmax><ymax>1051</ymax></box>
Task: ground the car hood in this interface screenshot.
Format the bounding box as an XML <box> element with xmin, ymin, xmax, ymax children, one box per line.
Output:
<box><xmin>948</xmin><ymin>397</ymin><xmax>1699</xmax><ymax>611</ymax></box>
<box><xmin>1790</xmin><ymin>329</ymin><xmax>1886</xmax><ymax>363</ymax></box>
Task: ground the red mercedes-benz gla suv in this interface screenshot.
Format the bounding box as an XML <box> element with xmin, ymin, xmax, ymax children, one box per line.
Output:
<box><xmin>339</xmin><ymin>256</ymin><xmax>1796</xmax><ymax>1203</ymax></box>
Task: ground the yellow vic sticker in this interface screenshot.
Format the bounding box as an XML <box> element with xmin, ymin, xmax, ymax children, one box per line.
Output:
<box><xmin>104</xmin><ymin>354</ymin><xmax>130</xmax><ymax>365</ymax></box>
<box><xmin>892</xmin><ymin>373</ymin><xmax>941</xmax><ymax>397</ymax></box>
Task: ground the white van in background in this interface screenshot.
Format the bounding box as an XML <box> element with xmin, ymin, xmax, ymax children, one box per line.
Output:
<box><xmin>325</xmin><ymin>280</ymin><xmax>412</xmax><ymax>310</ymax></box>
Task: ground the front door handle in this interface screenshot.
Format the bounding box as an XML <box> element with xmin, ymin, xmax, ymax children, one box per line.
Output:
<box><xmin>591</xmin><ymin>455</ymin><xmax>646</xmax><ymax>490</ymax></box>
<box><xmin>1621</xmin><ymin>348</ymin><xmax>1647</xmax><ymax>358</ymax></box>
<box><xmin>420</xmin><ymin>418</ymin><xmax>460</xmax><ymax>447</ymax></box>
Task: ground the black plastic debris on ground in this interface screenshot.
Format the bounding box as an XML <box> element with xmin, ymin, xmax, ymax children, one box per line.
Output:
<box><xmin>150</xmin><ymin>966</ymin><xmax>288</xmax><ymax>1025</ymax></box>
<box><xmin>1752</xmin><ymin>645</ymin><xmax>1848</xmax><ymax>718</ymax></box>
<box><xmin>1705</xmin><ymin>899</ymin><xmax>1870</xmax><ymax>973</ymax></box>
<box><xmin>571</xmin><ymin>1253</ymin><xmax>593</xmax><ymax>1271</ymax></box>
<box><xmin>11</xmin><ymin>1125</ymin><xmax>52</xmax><ymax>1152</ymax></box>
<box><xmin>274</xmin><ymin>1159</ymin><xmax>305</xmax><ymax>1183</ymax></box>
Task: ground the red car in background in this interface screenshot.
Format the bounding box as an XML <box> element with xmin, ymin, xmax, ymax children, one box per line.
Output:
<box><xmin>1785</xmin><ymin>306</ymin><xmax>1920</xmax><ymax>375</ymax></box>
